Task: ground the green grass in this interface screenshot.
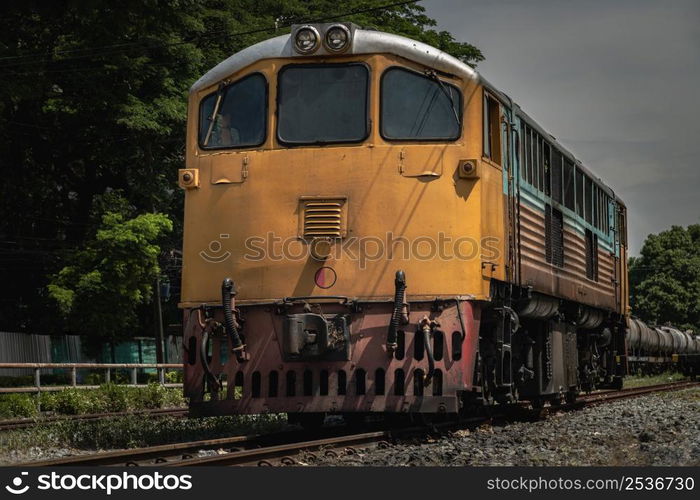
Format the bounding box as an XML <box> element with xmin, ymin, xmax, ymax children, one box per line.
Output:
<box><xmin>0</xmin><ymin>383</ymin><xmax>186</xmax><ymax>419</ymax></box>
<box><xmin>623</xmin><ymin>371</ymin><xmax>687</xmax><ymax>388</ymax></box>
<box><xmin>0</xmin><ymin>413</ymin><xmax>289</xmax><ymax>459</ymax></box>
<box><xmin>658</xmin><ymin>387</ymin><xmax>700</xmax><ymax>402</ymax></box>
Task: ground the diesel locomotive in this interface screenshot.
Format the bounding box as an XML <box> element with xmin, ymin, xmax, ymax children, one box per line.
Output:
<box><xmin>179</xmin><ymin>23</ymin><xmax>634</xmax><ymax>424</ymax></box>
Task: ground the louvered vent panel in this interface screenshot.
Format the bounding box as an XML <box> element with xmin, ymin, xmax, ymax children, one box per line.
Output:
<box><xmin>585</xmin><ymin>229</ymin><xmax>599</xmax><ymax>281</ymax></box>
<box><xmin>545</xmin><ymin>204</ymin><xmax>564</xmax><ymax>268</ymax></box>
<box><xmin>303</xmin><ymin>200</ymin><xmax>343</xmax><ymax>238</ymax></box>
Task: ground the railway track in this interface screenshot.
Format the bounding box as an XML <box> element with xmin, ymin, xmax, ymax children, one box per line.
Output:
<box><xmin>18</xmin><ymin>379</ymin><xmax>699</xmax><ymax>467</ymax></box>
<box><xmin>20</xmin><ymin>427</ymin><xmax>364</xmax><ymax>466</ymax></box>
<box><xmin>0</xmin><ymin>407</ymin><xmax>188</xmax><ymax>432</ymax></box>
<box><xmin>578</xmin><ymin>380</ymin><xmax>699</xmax><ymax>404</ymax></box>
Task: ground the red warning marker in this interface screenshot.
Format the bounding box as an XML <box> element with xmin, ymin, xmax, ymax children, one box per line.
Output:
<box><xmin>314</xmin><ymin>267</ymin><xmax>337</xmax><ymax>289</ymax></box>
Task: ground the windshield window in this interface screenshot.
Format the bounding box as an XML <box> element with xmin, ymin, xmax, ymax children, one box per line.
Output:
<box><xmin>381</xmin><ymin>67</ymin><xmax>462</xmax><ymax>140</ymax></box>
<box><xmin>198</xmin><ymin>73</ymin><xmax>267</xmax><ymax>149</ymax></box>
<box><xmin>277</xmin><ymin>64</ymin><xmax>369</xmax><ymax>144</ymax></box>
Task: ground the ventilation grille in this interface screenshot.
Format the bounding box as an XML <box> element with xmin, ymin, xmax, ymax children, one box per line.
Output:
<box><xmin>301</xmin><ymin>198</ymin><xmax>346</xmax><ymax>239</ymax></box>
<box><xmin>545</xmin><ymin>204</ymin><xmax>564</xmax><ymax>268</ymax></box>
<box><xmin>585</xmin><ymin>229</ymin><xmax>598</xmax><ymax>281</ymax></box>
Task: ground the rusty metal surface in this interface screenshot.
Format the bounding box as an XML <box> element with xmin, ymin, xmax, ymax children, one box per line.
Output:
<box><xmin>22</xmin><ymin>433</ymin><xmax>260</xmax><ymax>467</ymax></box>
<box><xmin>519</xmin><ymin>203</ymin><xmax>618</xmax><ymax>311</ymax></box>
<box><xmin>183</xmin><ymin>301</ymin><xmax>480</xmax><ymax>415</ymax></box>
<box><xmin>169</xmin><ymin>431</ymin><xmax>389</xmax><ymax>467</ymax></box>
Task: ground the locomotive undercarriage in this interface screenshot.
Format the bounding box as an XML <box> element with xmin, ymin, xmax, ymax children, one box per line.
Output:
<box><xmin>183</xmin><ymin>284</ymin><xmax>481</xmax><ymax>420</ymax></box>
<box><xmin>473</xmin><ymin>281</ymin><xmax>626</xmax><ymax>411</ymax></box>
<box><xmin>183</xmin><ymin>277</ymin><xmax>626</xmax><ymax>425</ymax></box>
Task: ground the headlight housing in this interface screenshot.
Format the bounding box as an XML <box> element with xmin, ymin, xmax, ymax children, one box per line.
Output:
<box><xmin>293</xmin><ymin>26</ymin><xmax>320</xmax><ymax>54</ymax></box>
<box><xmin>324</xmin><ymin>24</ymin><xmax>351</xmax><ymax>52</ymax></box>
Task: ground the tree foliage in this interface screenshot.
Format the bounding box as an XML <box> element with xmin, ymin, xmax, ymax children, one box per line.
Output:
<box><xmin>48</xmin><ymin>211</ymin><xmax>172</xmax><ymax>346</ymax></box>
<box><xmin>0</xmin><ymin>1</ymin><xmax>482</xmax><ymax>337</ymax></box>
<box><xmin>629</xmin><ymin>225</ymin><xmax>700</xmax><ymax>331</ymax></box>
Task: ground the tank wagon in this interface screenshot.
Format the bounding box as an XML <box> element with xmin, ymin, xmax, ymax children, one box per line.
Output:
<box><xmin>179</xmin><ymin>23</ymin><xmax>630</xmax><ymax>424</ymax></box>
<box><xmin>626</xmin><ymin>318</ymin><xmax>700</xmax><ymax>376</ymax></box>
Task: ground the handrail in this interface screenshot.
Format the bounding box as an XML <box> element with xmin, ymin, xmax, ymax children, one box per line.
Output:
<box><xmin>0</xmin><ymin>362</ymin><xmax>183</xmax><ymax>392</ymax></box>
<box><xmin>0</xmin><ymin>363</ymin><xmax>181</xmax><ymax>369</ymax></box>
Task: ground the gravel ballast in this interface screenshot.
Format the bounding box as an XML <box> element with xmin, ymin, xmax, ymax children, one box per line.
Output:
<box><xmin>304</xmin><ymin>388</ymin><xmax>700</xmax><ymax>466</ymax></box>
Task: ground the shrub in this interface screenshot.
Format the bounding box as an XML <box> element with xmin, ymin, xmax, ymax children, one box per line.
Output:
<box><xmin>99</xmin><ymin>384</ymin><xmax>132</xmax><ymax>412</ymax></box>
<box><xmin>163</xmin><ymin>387</ymin><xmax>186</xmax><ymax>408</ymax></box>
<box><xmin>134</xmin><ymin>383</ymin><xmax>167</xmax><ymax>409</ymax></box>
<box><xmin>0</xmin><ymin>383</ymin><xmax>186</xmax><ymax>420</ymax></box>
<box><xmin>50</xmin><ymin>389</ymin><xmax>101</xmax><ymax>415</ymax></box>
<box><xmin>37</xmin><ymin>392</ymin><xmax>58</xmax><ymax>412</ymax></box>
<box><xmin>0</xmin><ymin>394</ymin><xmax>38</xmax><ymax>418</ymax></box>
<box><xmin>165</xmin><ymin>370</ymin><xmax>183</xmax><ymax>383</ymax></box>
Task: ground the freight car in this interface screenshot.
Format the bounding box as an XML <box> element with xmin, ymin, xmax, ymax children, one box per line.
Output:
<box><xmin>626</xmin><ymin>318</ymin><xmax>700</xmax><ymax>376</ymax></box>
<box><xmin>179</xmin><ymin>23</ymin><xmax>630</xmax><ymax>425</ymax></box>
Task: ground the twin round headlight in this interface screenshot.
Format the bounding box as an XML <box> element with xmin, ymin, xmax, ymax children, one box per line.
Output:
<box><xmin>293</xmin><ymin>24</ymin><xmax>351</xmax><ymax>54</ymax></box>
<box><xmin>294</xmin><ymin>26</ymin><xmax>320</xmax><ymax>54</ymax></box>
<box><xmin>324</xmin><ymin>25</ymin><xmax>351</xmax><ymax>52</ymax></box>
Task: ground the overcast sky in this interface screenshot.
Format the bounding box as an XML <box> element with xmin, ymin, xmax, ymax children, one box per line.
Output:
<box><xmin>423</xmin><ymin>0</ymin><xmax>700</xmax><ymax>254</ymax></box>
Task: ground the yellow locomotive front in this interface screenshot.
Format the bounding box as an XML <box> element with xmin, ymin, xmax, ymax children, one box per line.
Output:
<box><xmin>179</xmin><ymin>23</ymin><xmax>510</xmax><ymax>422</ymax></box>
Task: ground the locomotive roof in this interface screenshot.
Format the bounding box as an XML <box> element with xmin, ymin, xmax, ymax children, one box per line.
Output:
<box><xmin>192</xmin><ymin>27</ymin><xmax>622</xmax><ymax>205</ymax></box>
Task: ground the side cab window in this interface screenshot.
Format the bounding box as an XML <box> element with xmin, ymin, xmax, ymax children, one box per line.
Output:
<box><xmin>483</xmin><ymin>93</ymin><xmax>502</xmax><ymax>164</ymax></box>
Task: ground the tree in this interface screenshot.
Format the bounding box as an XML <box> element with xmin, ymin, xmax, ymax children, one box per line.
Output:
<box><xmin>48</xmin><ymin>210</ymin><xmax>172</xmax><ymax>353</ymax></box>
<box><xmin>0</xmin><ymin>1</ymin><xmax>482</xmax><ymax>338</ymax></box>
<box><xmin>629</xmin><ymin>224</ymin><xmax>700</xmax><ymax>331</ymax></box>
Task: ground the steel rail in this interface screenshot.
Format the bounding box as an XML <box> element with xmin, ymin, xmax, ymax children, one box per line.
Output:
<box><xmin>578</xmin><ymin>380</ymin><xmax>699</xmax><ymax>404</ymax></box>
<box><xmin>167</xmin><ymin>431</ymin><xmax>392</xmax><ymax>467</ymax></box>
<box><xmin>21</xmin><ymin>433</ymin><xmax>263</xmax><ymax>467</ymax></box>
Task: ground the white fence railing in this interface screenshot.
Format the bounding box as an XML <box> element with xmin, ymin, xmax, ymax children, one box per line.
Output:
<box><xmin>0</xmin><ymin>363</ymin><xmax>183</xmax><ymax>393</ymax></box>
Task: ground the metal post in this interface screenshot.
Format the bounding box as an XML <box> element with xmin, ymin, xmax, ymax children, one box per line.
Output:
<box><xmin>105</xmin><ymin>368</ymin><xmax>111</xmax><ymax>384</ymax></box>
<box><xmin>70</xmin><ymin>367</ymin><xmax>77</xmax><ymax>387</ymax></box>
<box><xmin>131</xmin><ymin>367</ymin><xmax>137</xmax><ymax>385</ymax></box>
<box><xmin>34</xmin><ymin>368</ymin><xmax>41</xmax><ymax>389</ymax></box>
<box><xmin>158</xmin><ymin>367</ymin><xmax>165</xmax><ymax>385</ymax></box>
<box><xmin>154</xmin><ymin>276</ymin><xmax>165</xmax><ymax>365</ymax></box>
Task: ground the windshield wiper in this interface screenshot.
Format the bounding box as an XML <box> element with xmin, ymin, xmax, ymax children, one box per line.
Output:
<box><xmin>425</xmin><ymin>70</ymin><xmax>461</xmax><ymax>126</ymax></box>
<box><xmin>203</xmin><ymin>82</ymin><xmax>226</xmax><ymax>147</ymax></box>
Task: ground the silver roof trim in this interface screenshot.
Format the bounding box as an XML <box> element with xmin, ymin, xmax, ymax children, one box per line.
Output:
<box><xmin>190</xmin><ymin>29</ymin><xmax>477</xmax><ymax>94</ymax></box>
<box><xmin>190</xmin><ymin>34</ymin><xmax>291</xmax><ymax>94</ymax></box>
